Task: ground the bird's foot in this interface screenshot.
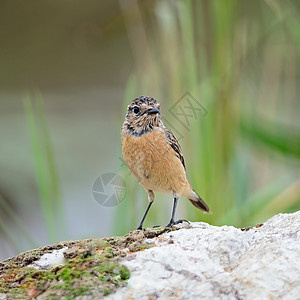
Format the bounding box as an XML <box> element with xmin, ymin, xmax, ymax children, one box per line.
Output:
<box><xmin>166</xmin><ymin>219</ymin><xmax>190</xmax><ymax>228</ymax></box>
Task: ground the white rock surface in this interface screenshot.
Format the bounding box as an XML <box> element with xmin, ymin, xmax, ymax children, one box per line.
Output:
<box><xmin>28</xmin><ymin>247</ymin><xmax>67</xmax><ymax>270</ymax></box>
<box><xmin>110</xmin><ymin>212</ymin><xmax>300</xmax><ymax>300</ymax></box>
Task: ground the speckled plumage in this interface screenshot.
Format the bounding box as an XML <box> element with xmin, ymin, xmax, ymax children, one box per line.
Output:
<box><xmin>121</xmin><ymin>96</ymin><xmax>210</xmax><ymax>229</ymax></box>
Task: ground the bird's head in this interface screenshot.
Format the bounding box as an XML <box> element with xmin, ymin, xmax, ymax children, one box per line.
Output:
<box><xmin>122</xmin><ymin>96</ymin><xmax>161</xmax><ymax>136</ymax></box>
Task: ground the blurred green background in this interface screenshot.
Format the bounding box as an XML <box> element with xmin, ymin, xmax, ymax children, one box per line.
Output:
<box><xmin>0</xmin><ymin>0</ymin><xmax>299</xmax><ymax>261</ymax></box>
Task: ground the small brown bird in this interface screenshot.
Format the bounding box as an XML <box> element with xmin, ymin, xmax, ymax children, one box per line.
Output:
<box><xmin>121</xmin><ymin>96</ymin><xmax>210</xmax><ymax>230</ymax></box>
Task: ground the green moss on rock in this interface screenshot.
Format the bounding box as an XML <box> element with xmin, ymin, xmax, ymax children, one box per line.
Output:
<box><xmin>0</xmin><ymin>240</ymin><xmax>130</xmax><ymax>299</ymax></box>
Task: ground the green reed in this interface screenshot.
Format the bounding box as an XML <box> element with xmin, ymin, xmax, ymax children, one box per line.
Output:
<box><xmin>23</xmin><ymin>90</ymin><xmax>64</xmax><ymax>243</ymax></box>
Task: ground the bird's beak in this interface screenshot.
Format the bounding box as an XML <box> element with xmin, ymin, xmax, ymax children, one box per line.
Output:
<box><xmin>147</xmin><ymin>108</ymin><xmax>160</xmax><ymax>115</ymax></box>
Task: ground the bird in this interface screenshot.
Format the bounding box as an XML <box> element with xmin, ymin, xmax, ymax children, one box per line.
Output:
<box><xmin>121</xmin><ymin>96</ymin><xmax>210</xmax><ymax>230</ymax></box>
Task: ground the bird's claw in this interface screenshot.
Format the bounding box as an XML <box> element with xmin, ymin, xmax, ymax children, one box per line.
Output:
<box><xmin>138</xmin><ymin>219</ymin><xmax>190</xmax><ymax>230</ymax></box>
<box><xmin>166</xmin><ymin>219</ymin><xmax>190</xmax><ymax>228</ymax></box>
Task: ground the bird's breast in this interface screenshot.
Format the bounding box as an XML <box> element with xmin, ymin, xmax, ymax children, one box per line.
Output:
<box><xmin>121</xmin><ymin>128</ymin><xmax>187</xmax><ymax>194</ymax></box>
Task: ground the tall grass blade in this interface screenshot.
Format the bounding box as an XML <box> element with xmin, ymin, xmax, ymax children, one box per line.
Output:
<box><xmin>23</xmin><ymin>91</ymin><xmax>63</xmax><ymax>243</ymax></box>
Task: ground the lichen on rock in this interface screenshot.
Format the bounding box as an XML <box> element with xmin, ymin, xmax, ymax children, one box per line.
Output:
<box><xmin>0</xmin><ymin>239</ymin><xmax>128</xmax><ymax>299</ymax></box>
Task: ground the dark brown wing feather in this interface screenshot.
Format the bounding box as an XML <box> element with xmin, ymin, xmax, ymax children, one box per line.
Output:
<box><xmin>164</xmin><ymin>127</ymin><xmax>186</xmax><ymax>170</ymax></box>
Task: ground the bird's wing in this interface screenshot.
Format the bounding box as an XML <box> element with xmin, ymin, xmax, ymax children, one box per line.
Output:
<box><xmin>164</xmin><ymin>127</ymin><xmax>186</xmax><ymax>170</ymax></box>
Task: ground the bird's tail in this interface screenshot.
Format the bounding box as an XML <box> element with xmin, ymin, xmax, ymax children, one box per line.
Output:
<box><xmin>183</xmin><ymin>188</ymin><xmax>210</xmax><ymax>213</ymax></box>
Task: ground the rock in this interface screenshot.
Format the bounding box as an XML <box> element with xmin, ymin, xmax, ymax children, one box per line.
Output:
<box><xmin>109</xmin><ymin>212</ymin><xmax>300</xmax><ymax>300</ymax></box>
<box><xmin>1</xmin><ymin>212</ymin><xmax>299</xmax><ymax>299</ymax></box>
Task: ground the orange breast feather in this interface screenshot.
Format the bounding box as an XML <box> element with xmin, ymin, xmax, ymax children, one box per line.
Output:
<box><xmin>122</xmin><ymin>127</ymin><xmax>188</xmax><ymax>194</ymax></box>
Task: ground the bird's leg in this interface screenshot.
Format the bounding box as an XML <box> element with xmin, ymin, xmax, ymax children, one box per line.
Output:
<box><xmin>137</xmin><ymin>202</ymin><xmax>152</xmax><ymax>230</ymax></box>
<box><xmin>166</xmin><ymin>195</ymin><xmax>178</xmax><ymax>227</ymax></box>
<box><xmin>166</xmin><ymin>194</ymin><xmax>189</xmax><ymax>227</ymax></box>
<box><xmin>137</xmin><ymin>190</ymin><xmax>154</xmax><ymax>230</ymax></box>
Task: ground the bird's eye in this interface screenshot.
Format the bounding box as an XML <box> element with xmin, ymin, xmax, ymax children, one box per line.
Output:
<box><xmin>133</xmin><ymin>106</ymin><xmax>140</xmax><ymax>114</ymax></box>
